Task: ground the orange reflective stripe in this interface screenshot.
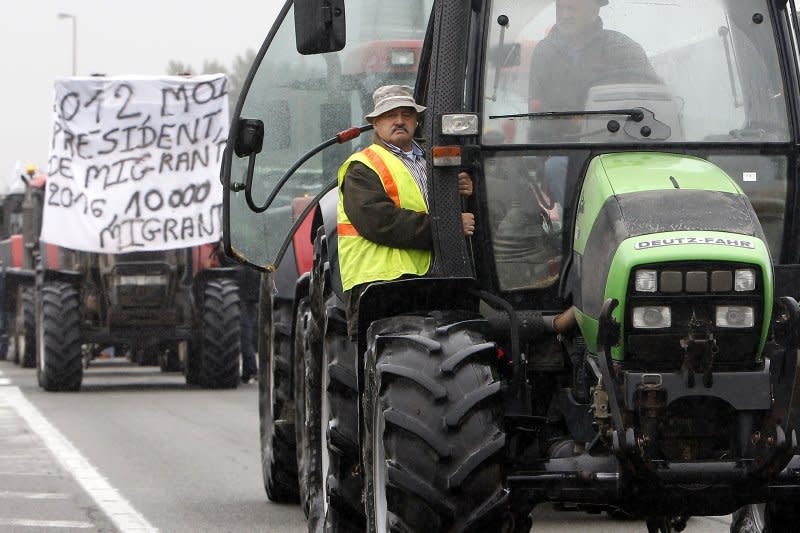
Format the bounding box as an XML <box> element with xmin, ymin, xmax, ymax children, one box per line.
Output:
<box><xmin>338</xmin><ymin>223</ymin><xmax>360</xmax><ymax>237</ymax></box>
<box><xmin>362</xmin><ymin>147</ymin><xmax>400</xmax><ymax>206</ymax></box>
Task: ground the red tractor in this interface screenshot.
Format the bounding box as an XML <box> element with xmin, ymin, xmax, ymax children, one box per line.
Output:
<box><xmin>0</xmin><ymin>169</ymin><xmax>242</xmax><ymax>390</ymax></box>
<box><xmin>0</xmin><ymin>165</ymin><xmax>47</xmax><ymax>367</ymax></box>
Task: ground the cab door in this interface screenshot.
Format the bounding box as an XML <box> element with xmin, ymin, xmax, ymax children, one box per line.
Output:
<box><xmin>221</xmin><ymin>0</ymin><xmax>430</xmax><ymax>271</ymax></box>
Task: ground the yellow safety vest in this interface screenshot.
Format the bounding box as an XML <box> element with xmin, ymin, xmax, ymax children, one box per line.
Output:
<box><xmin>337</xmin><ymin>144</ymin><xmax>431</xmax><ymax>291</ymax></box>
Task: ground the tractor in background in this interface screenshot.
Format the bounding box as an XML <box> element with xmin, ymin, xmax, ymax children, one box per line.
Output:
<box><xmin>34</xmin><ymin>242</ymin><xmax>241</xmax><ymax>391</ymax></box>
<box><xmin>29</xmin><ymin>73</ymin><xmax>242</xmax><ymax>392</ymax></box>
<box><xmin>0</xmin><ymin>173</ymin><xmax>241</xmax><ymax>392</ymax></box>
<box><xmin>0</xmin><ymin>165</ymin><xmax>46</xmax><ymax>367</ymax></box>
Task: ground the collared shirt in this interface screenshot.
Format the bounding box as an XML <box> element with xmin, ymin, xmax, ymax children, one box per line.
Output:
<box><xmin>382</xmin><ymin>139</ymin><xmax>429</xmax><ymax>207</ymax></box>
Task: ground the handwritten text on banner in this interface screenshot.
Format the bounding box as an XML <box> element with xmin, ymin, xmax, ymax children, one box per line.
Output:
<box><xmin>42</xmin><ymin>74</ymin><xmax>229</xmax><ymax>253</ymax></box>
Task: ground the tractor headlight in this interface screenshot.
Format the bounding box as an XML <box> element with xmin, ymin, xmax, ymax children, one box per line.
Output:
<box><xmin>734</xmin><ymin>269</ymin><xmax>756</xmax><ymax>292</ymax></box>
<box><xmin>390</xmin><ymin>50</ymin><xmax>415</xmax><ymax>66</ymax></box>
<box><xmin>441</xmin><ymin>114</ymin><xmax>479</xmax><ymax>136</ymax></box>
<box><xmin>635</xmin><ymin>270</ymin><xmax>658</xmax><ymax>293</ymax></box>
<box><xmin>716</xmin><ymin>306</ymin><xmax>754</xmax><ymax>328</ymax></box>
<box><xmin>633</xmin><ymin>306</ymin><xmax>671</xmax><ymax>329</ymax></box>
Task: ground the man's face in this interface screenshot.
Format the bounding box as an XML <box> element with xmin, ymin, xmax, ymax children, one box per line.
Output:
<box><xmin>556</xmin><ymin>0</ymin><xmax>600</xmax><ymax>38</ymax></box>
<box><xmin>373</xmin><ymin>107</ymin><xmax>417</xmax><ymax>150</ymax></box>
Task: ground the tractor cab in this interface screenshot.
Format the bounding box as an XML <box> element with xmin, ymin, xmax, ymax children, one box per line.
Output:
<box><xmin>480</xmin><ymin>0</ymin><xmax>792</xmax><ymax>297</ymax></box>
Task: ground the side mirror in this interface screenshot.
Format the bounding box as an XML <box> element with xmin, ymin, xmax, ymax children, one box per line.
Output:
<box><xmin>294</xmin><ymin>0</ymin><xmax>346</xmax><ymax>55</ymax></box>
<box><xmin>234</xmin><ymin>118</ymin><xmax>264</xmax><ymax>158</ymax></box>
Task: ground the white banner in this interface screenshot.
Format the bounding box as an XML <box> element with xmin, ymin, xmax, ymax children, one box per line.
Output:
<box><xmin>42</xmin><ymin>74</ymin><xmax>229</xmax><ymax>253</ymax></box>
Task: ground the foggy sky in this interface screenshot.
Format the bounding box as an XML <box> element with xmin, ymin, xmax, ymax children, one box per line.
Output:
<box><xmin>0</xmin><ymin>1</ymin><xmax>282</xmax><ymax>192</ymax></box>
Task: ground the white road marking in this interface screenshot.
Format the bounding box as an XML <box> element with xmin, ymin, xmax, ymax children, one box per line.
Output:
<box><xmin>0</xmin><ymin>518</ymin><xmax>94</xmax><ymax>528</ymax></box>
<box><xmin>0</xmin><ymin>490</ymin><xmax>70</xmax><ymax>499</ymax></box>
<box><xmin>0</xmin><ymin>378</ymin><xmax>9</xmax><ymax>386</ymax></box>
<box><xmin>0</xmin><ymin>387</ymin><xmax>158</xmax><ymax>532</ymax></box>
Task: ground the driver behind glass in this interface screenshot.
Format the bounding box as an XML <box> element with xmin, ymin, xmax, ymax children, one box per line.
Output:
<box><xmin>528</xmin><ymin>0</ymin><xmax>660</xmax><ymax>139</ymax></box>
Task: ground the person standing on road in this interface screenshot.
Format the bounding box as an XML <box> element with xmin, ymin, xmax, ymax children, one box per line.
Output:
<box><xmin>214</xmin><ymin>242</ymin><xmax>259</xmax><ymax>383</ymax></box>
<box><xmin>337</xmin><ymin>84</ymin><xmax>475</xmax><ymax>336</ymax></box>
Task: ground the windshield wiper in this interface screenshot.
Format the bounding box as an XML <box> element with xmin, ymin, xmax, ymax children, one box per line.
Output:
<box><xmin>489</xmin><ymin>108</ymin><xmax>645</xmax><ymax>121</ymax></box>
<box><xmin>489</xmin><ymin>107</ymin><xmax>672</xmax><ymax>141</ymax></box>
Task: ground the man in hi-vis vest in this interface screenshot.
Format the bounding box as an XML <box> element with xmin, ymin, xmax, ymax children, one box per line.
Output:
<box><xmin>338</xmin><ymin>84</ymin><xmax>475</xmax><ymax>336</ymax></box>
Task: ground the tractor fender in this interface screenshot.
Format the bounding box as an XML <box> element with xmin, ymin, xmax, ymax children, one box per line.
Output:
<box><xmin>192</xmin><ymin>266</ymin><xmax>238</xmax><ymax>284</ymax></box>
<box><xmin>293</xmin><ymin>271</ymin><xmax>311</xmax><ymax>310</ymax></box>
<box><xmin>311</xmin><ymin>188</ymin><xmax>343</xmax><ymax>301</ymax></box>
<box><xmin>0</xmin><ymin>267</ymin><xmax>36</xmax><ymax>331</ymax></box>
<box><xmin>40</xmin><ymin>268</ymin><xmax>82</xmax><ymax>285</ymax></box>
<box><xmin>273</xmin><ymin>243</ymin><xmax>301</xmax><ymax>301</ymax></box>
<box><xmin>1</xmin><ymin>267</ymin><xmax>36</xmax><ymax>313</ymax></box>
<box><xmin>355</xmin><ymin>276</ymin><xmax>481</xmax><ymax>394</ymax></box>
<box><xmin>289</xmin><ymin>269</ymin><xmax>311</xmax><ymax>335</ymax></box>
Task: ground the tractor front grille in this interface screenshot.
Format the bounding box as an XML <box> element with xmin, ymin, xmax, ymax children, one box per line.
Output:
<box><xmin>624</xmin><ymin>261</ymin><xmax>763</xmax><ymax>372</ymax></box>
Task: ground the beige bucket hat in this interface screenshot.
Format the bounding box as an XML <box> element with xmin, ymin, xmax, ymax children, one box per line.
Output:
<box><xmin>364</xmin><ymin>85</ymin><xmax>426</xmax><ymax>123</ymax></box>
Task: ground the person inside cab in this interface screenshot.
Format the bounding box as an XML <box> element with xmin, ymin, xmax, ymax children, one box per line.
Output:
<box><xmin>528</xmin><ymin>0</ymin><xmax>660</xmax><ymax>127</ymax></box>
<box><xmin>492</xmin><ymin>0</ymin><xmax>660</xmax><ymax>291</ymax></box>
<box><xmin>338</xmin><ymin>85</ymin><xmax>474</xmax><ymax>336</ymax></box>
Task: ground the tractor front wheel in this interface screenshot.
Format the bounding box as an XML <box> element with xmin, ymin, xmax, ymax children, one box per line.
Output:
<box><xmin>322</xmin><ymin>299</ymin><xmax>363</xmax><ymax>532</ymax></box>
<box><xmin>294</xmin><ymin>296</ymin><xmax>324</xmax><ymax>524</ymax></box>
<box><xmin>37</xmin><ymin>282</ymin><xmax>82</xmax><ymax>392</ymax></box>
<box><xmin>16</xmin><ymin>286</ymin><xmax>36</xmax><ymax>368</ymax></box>
<box><xmin>195</xmin><ymin>279</ymin><xmax>241</xmax><ymax>388</ymax></box>
<box><xmin>259</xmin><ymin>294</ymin><xmax>299</xmax><ymax>502</ymax></box>
<box><xmin>362</xmin><ymin>312</ymin><xmax>510</xmax><ymax>532</ymax></box>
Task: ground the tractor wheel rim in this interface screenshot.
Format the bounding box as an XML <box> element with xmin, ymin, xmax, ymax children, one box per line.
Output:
<box><xmin>269</xmin><ymin>333</ymin><xmax>276</xmax><ymax>414</ymax></box>
<box><xmin>320</xmin><ymin>326</ymin><xmax>330</xmax><ymax>518</ymax></box>
<box><xmin>373</xmin><ymin>400</ymin><xmax>388</xmax><ymax>533</ymax></box>
<box><xmin>751</xmin><ymin>503</ymin><xmax>766</xmax><ymax>530</ymax></box>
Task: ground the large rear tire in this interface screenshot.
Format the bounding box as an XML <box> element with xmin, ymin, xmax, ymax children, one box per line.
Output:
<box><xmin>363</xmin><ymin>312</ymin><xmax>510</xmax><ymax>533</ymax></box>
<box><xmin>16</xmin><ymin>286</ymin><xmax>36</xmax><ymax>368</ymax></box>
<box><xmin>322</xmin><ymin>300</ymin><xmax>363</xmax><ymax>533</ymax></box>
<box><xmin>196</xmin><ymin>279</ymin><xmax>241</xmax><ymax>389</ymax></box>
<box><xmin>22</xmin><ymin>287</ymin><xmax>36</xmax><ymax>367</ymax></box>
<box><xmin>37</xmin><ymin>282</ymin><xmax>82</xmax><ymax>392</ymax></box>
<box><xmin>259</xmin><ymin>291</ymin><xmax>300</xmax><ymax>502</ymax></box>
<box><xmin>307</xmin><ymin>226</ymin><xmax>363</xmax><ymax>532</ymax></box>
<box><xmin>294</xmin><ymin>296</ymin><xmax>324</xmax><ymax>525</ymax></box>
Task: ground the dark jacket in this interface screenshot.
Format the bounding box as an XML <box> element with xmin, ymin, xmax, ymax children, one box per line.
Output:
<box><xmin>529</xmin><ymin>18</ymin><xmax>660</xmax><ymax>118</ymax></box>
<box><xmin>341</xmin><ymin>161</ymin><xmax>431</xmax><ymax>250</ymax></box>
<box><xmin>340</xmin><ymin>149</ymin><xmax>432</xmax><ymax>337</ymax></box>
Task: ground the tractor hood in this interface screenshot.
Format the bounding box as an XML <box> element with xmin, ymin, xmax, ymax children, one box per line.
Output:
<box><xmin>570</xmin><ymin>152</ymin><xmax>768</xmax><ymax>322</ymax></box>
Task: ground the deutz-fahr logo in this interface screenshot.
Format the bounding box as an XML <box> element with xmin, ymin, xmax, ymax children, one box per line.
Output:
<box><xmin>635</xmin><ymin>236</ymin><xmax>755</xmax><ymax>250</ymax></box>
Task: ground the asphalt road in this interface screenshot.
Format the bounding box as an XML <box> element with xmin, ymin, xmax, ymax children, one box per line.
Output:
<box><xmin>0</xmin><ymin>358</ymin><xmax>733</xmax><ymax>533</ymax></box>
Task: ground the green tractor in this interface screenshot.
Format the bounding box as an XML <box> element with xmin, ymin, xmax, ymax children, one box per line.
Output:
<box><xmin>224</xmin><ymin>0</ymin><xmax>800</xmax><ymax>531</ymax></box>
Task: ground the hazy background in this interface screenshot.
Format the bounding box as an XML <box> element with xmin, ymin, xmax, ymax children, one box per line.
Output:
<box><xmin>0</xmin><ymin>1</ymin><xmax>283</xmax><ymax>192</ymax></box>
